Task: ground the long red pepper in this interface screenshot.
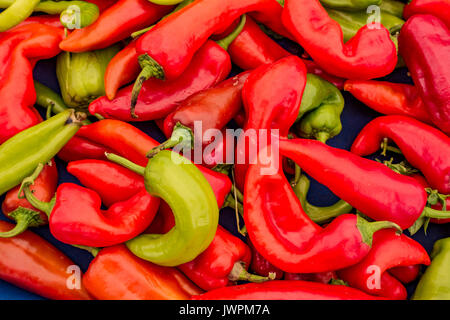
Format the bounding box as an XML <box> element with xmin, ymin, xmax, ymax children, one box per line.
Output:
<box><xmin>130</xmin><ymin>0</ymin><xmax>289</xmax><ymax>110</ymax></box>
<box><xmin>337</xmin><ymin>229</ymin><xmax>430</xmax><ymax>300</ymax></box>
<box><xmin>86</xmin><ymin>0</ymin><xmax>118</xmax><ymax>12</ymax></box>
<box><xmin>389</xmin><ymin>265</ymin><xmax>421</xmax><ymax>284</ymax></box>
<box><xmin>0</xmin><ymin>161</ymin><xmax>58</xmax><ymax>238</ymax></box>
<box><xmin>399</xmin><ymin>14</ymin><xmax>450</xmax><ymax>135</ymax></box>
<box><xmin>344</xmin><ymin>80</ymin><xmax>433</xmax><ymax>125</ymax></box>
<box><xmin>59</xmin><ymin>0</ymin><xmax>173</xmax><ymax>52</ymax></box>
<box><xmin>0</xmin><ymin>221</ymin><xmax>92</xmax><ymax>300</ymax></box>
<box><xmin>279</xmin><ymin>138</ymin><xmax>447</xmax><ymax>230</ymax></box>
<box><xmin>282</xmin><ymin>0</ymin><xmax>397</xmax><ymax>79</ymax></box>
<box><xmin>58</xmin><ymin>136</ymin><xmax>113</xmax><ymax>162</ymax></box>
<box><xmin>192</xmin><ymin>280</ymin><xmax>383</xmax><ymax>300</ymax></box>
<box><xmin>403</xmin><ymin>0</ymin><xmax>450</xmax><ymax>29</ymax></box>
<box><xmin>234</xmin><ymin>55</ymin><xmax>307</xmax><ymax>191</ymax></box>
<box><xmin>92</xmin><ymin>40</ymin><xmax>231</xmax><ymax>120</ymax></box>
<box><xmin>83</xmin><ymin>245</ymin><xmax>202</xmax><ymax>300</ymax></box>
<box><xmin>0</xmin><ymin>23</ymin><xmax>64</xmax><ymax>144</ymax></box>
<box><xmin>351</xmin><ymin>115</ymin><xmax>450</xmax><ymax>194</ymax></box>
<box><xmin>245</xmin><ymin>143</ymin><xmax>401</xmax><ymax>273</ymax></box>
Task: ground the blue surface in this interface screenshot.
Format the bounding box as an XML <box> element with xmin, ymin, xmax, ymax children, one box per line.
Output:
<box><xmin>0</xmin><ymin>25</ymin><xmax>448</xmax><ymax>300</ymax></box>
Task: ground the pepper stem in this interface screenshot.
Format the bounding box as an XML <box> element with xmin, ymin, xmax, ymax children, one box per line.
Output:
<box><xmin>422</xmin><ymin>207</ymin><xmax>450</xmax><ymax>219</ymax></box>
<box><xmin>356</xmin><ymin>215</ymin><xmax>402</xmax><ymax>247</ymax></box>
<box><xmin>72</xmin><ymin>245</ymin><xmax>100</xmax><ymax>257</ymax></box>
<box><xmin>105</xmin><ymin>153</ymin><xmax>145</xmax><ymax>176</ymax></box>
<box><xmin>130</xmin><ymin>54</ymin><xmax>165</xmax><ymax>118</ymax></box>
<box><xmin>215</xmin><ymin>15</ymin><xmax>247</xmax><ymax>51</ymax></box>
<box><xmin>146</xmin><ymin>123</ymin><xmax>194</xmax><ymax>159</ymax></box>
<box><xmin>228</xmin><ymin>262</ymin><xmax>275</xmax><ymax>283</ymax></box>
<box><xmin>0</xmin><ymin>207</ymin><xmax>45</xmax><ymax>238</ymax></box>
<box><xmin>380</xmin><ymin>138</ymin><xmax>402</xmax><ymax>156</ymax></box>
<box><xmin>316</xmin><ymin>131</ymin><xmax>330</xmax><ymax>144</ymax></box>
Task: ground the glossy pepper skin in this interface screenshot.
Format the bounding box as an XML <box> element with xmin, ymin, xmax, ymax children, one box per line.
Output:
<box><xmin>178</xmin><ymin>226</ymin><xmax>252</xmax><ymax>291</ymax></box>
<box><xmin>0</xmin><ymin>221</ymin><xmax>91</xmax><ymax>300</ymax></box>
<box><xmin>399</xmin><ymin>15</ymin><xmax>450</xmax><ymax>135</ymax></box>
<box><xmin>413</xmin><ymin>237</ymin><xmax>450</xmax><ymax>300</ymax></box>
<box><xmin>58</xmin><ymin>136</ymin><xmax>112</xmax><ymax>162</ymax></box>
<box><xmin>338</xmin><ymin>229</ymin><xmax>430</xmax><ymax>299</ymax></box>
<box><xmin>351</xmin><ymin>115</ymin><xmax>450</xmax><ymax>194</ymax></box>
<box><xmin>193</xmin><ymin>280</ymin><xmax>383</xmax><ymax>300</ymax></box>
<box><xmin>83</xmin><ymin>245</ymin><xmax>202</xmax><ymax>300</ymax></box>
<box><xmin>234</xmin><ymin>56</ymin><xmax>307</xmax><ymax>191</ymax></box>
<box><xmin>344</xmin><ymin>80</ymin><xmax>433</xmax><ymax>125</ymax></box>
<box><xmin>60</xmin><ymin>0</ymin><xmax>173</xmax><ymax>52</ymax></box>
<box><xmin>389</xmin><ymin>265</ymin><xmax>421</xmax><ymax>284</ymax></box>
<box><xmin>403</xmin><ymin>0</ymin><xmax>450</xmax><ymax>29</ymax></box>
<box><xmin>247</xmin><ymin>237</ymin><xmax>284</xmax><ymax>280</ymax></box>
<box><xmin>0</xmin><ymin>110</ymin><xmax>83</xmax><ymax>196</ymax></box>
<box><xmin>0</xmin><ymin>23</ymin><xmax>64</xmax><ymax>144</ymax></box>
<box><xmin>0</xmin><ymin>161</ymin><xmax>58</xmax><ymax>238</ymax></box>
<box><xmin>282</xmin><ymin>0</ymin><xmax>398</xmax><ymax>79</ymax></box>
<box><xmin>279</xmin><ymin>138</ymin><xmax>427</xmax><ymax>230</ymax></box>
<box><xmin>92</xmin><ymin>41</ymin><xmax>231</xmax><ymax>120</ymax></box>
<box><xmin>245</xmin><ymin>143</ymin><xmax>401</xmax><ymax>273</ymax></box>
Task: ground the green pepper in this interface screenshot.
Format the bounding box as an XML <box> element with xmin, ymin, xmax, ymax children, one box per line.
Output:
<box><xmin>0</xmin><ymin>109</ymin><xmax>84</xmax><ymax>196</ymax></box>
<box><xmin>320</xmin><ymin>0</ymin><xmax>381</xmax><ymax>11</ymax></box>
<box><xmin>0</xmin><ymin>0</ymin><xmax>40</xmax><ymax>32</ymax></box>
<box><xmin>380</xmin><ymin>0</ymin><xmax>405</xmax><ymax>18</ymax></box>
<box><xmin>292</xmin><ymin>171</ymin><xmax>353</xmax><ymax>224</ymax></box>
<box><xmin>295</xmin><ymin>74</ymin><xmax>344</xmax><ymax>143</ymax></box>
<box><xmin>326</xmin><ymin>8</ymin><xmax>405</xmax><ymax>42</ymax></box>
<box><xmin>146</xmin><ymin>0</ymin><xmax>185</xmax><ymax>5</ymax></box>
<box><xmin>56</xmin><ymin>44</ymin><xmax>121</xmax><ymax>110</ymax></box>
<box><xmin>413</xmin><ymin>237</ymin><xmax>450</xmax><ymax>300</ymax></box>
<box><xmin>106</xmin><ymin>151</ymin><xmax>219</xmax><ymax>267</ymax></box>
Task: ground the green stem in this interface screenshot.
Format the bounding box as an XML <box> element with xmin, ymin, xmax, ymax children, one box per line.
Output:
<box><xmin>130</xmin><ymin>54</ymin><xmax>165</xmax><ymax>118</ymax></box>
<box><xmin>316</xmin><ymin>131</ymin><xmax>330</xmax><ymax>144</ymax></box>
<box><xmin>357</xmin><ymin>215</ymin><xmax>402</xmax><ymax>247</ymax></box>
<box><xmin>215</xmin><ymin>15</ymin><xmax>246</xmax><ymax>51</ymax></box>
<box><xmin>228</xmin><ymin>262</ymin><xmax>274</xmax><ymax>283</ymax></box>
<box><xmin>72</xmin><ymin>245</ymin><xmax>100</xmax><ymax>257</ymax></box>
<box><xmin>422</xmin><ymin>207</ymin><xmax>450</xmax><ymax>219</ymax></box>
<box><xmin>0</xmin><ymin>207</ymin><xmax>45</xmax><ymax>238</ymax></box>
<box><xmin>380</xmin><ymin>138</ymin><xmax>403</xmax><ymax>156</ymax></box>
<box><xmin>146</xmin><ymin>123</ymin><xmax>193</xmax><ymax>159</ymax></box>
<box><xmin>105</xmin><ymin>153</ymin><xmax>145</xmax><ymax>176</ymax></box>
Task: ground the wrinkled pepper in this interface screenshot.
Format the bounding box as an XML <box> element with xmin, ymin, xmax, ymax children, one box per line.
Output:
<box><xmin>83</xmin><ymin>245</ymin><xmax>202</xmax><ymax>300</ymax></box>
<box><xmin>344</xmin><ymin>80</ymin><xmax>433</xmax><ymax>125</ymax></box>
<box><xmin>403</xmin><ymin>0</ymin><xmax>450</xmax><ymax>29</ymax></box>
<box><xmin>338</xmin><ymin>229</ymin><xmax>430</xmax><ymax>299</ymax></box>
<box><xmin>399</xmin><ymin>14</ymin><xmax>450</xmax><ymax>135</ymax></box>
<box><xmin>0</xmin><ymin>220</ymin><xmax>92</xmax><ymax>300</ymax></box>
<box><xmin>282</xmin><ymin>0</ymin><xmax>398</xmax><ymax>79</ymax></box>
<box><xmin>60</xmin><ymin>0</ymin><xmax>173</xmax><ymax>52</ymax></box>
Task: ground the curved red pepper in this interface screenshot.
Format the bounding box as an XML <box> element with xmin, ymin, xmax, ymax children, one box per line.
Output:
<box><xmin>234</xmin><ymin>55</ymin><xmax>307</xmax><ymax>190</ymax></box>
<box><xmin>344</xmin><ymin>80</ymin><xmax>433</xmax><ymax>125</ymax></box>
<box><xmin>0</xmin><ymin>23</ymin><xmax>64</xmax><ymax>144</ymax></box>
<box><xmin>389</xmin><ymin>265</ymin><xmax>421</xmax><ymax>284</ymax></box>
<box><xmin>398</xmin><ymin>14</ymin><xmax>450</xmax><ymax>135</ymax></box>
<box><xmin>178</xmin><ymin>226</ymin><xmax>252</xmax><ymax>291</ymax></box>
<box><xmin>337</xmin><ymin>229</ymin><xmax>430</xmax><ymax>300</ymax></box>
<box><xmin>58</xmin><ymin>136</ymin><xmax>113</xmax><ymax>162</ymax></box>
<box><xmin>282</xmin><ymin>0</ymin><xmax>397</xmax><ymax>79</ymax></box>
<box><xmin>351</xmin><ymin>115</ymin><xmax>450</xmax><ymax>194</ymax></box>
<box><xmin>403</xmin><ymin>0</ymin><xmax>450</xmax><ymax>29</ymax></box>
<box><xmin>49</xmin><ymin>183</ymin><xmax>159</xmax><ymax>247</ymax></box>
<box><xmin>93</xmin><ymin>41</ymin><xmax>231</xmax><ymax>121</ymax></box>
<box><xmin>83</xmin><ymin>245</ymin><xmax>202</xmax><ymax>300</ymax></box>
<box><xmin>192</xmin><ymin>280</ymin><xmax>383</xmax><ymax>300</ymax></box>
<box><xmin>280</xmin><ymin>138</ymin><xmax>429</xmax><ymax>230</ymax></box>
<box><xmin>0</xmin><ymin>221</ymin><xmax>92</xmax><ymax>300</ymax></box>
<box><xmin>60</xmin><ymin>0</ymin><xmax>173</xmax><ymax>52</ymax></box>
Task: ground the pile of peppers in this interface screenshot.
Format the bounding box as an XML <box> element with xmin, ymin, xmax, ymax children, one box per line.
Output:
<box><xmin>0</xmin><ymin>0</ymin><xmax>449</xmax><ymax>302</ymax></box>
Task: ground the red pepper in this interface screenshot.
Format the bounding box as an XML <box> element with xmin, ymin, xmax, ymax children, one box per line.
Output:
<box><xmin>247</xmin><ymin>237</ymin><xmax>284</xmax><ymax>280</ymax></box>
<box><xmin>192</xmin><ymin>280</ymin><xmax>383</xmax><ymax>300</ymax></box>
<box><xmin>234</xmin><ymin>55</ymin><xmax>307</xmax><ymax>190</ymax></box>
<box><xmin>58</xmin><ymin>136</ymin><xmax>113</xmax><ymax>162</ymax></box>
<box><xmin>284</xmin><ymin>271</ymin><xmax>336</xmax><ymax>284</ymax></box>
<box><xmin>399</xmin><ymin>14</ymin><xmax>450</xmax><ymax>135</ymax></box>
<box><xmin>282</xmin><ymin>0</ymin><xmax>397</xmax><ymax>79</ymax></box>
<box><xmin>403</xmin><ymin>0</ymin><xmax>450</xmax><ymax>29</ymax></box>
<box><xmin>59</xmin><ymin>0</ymin><xmax>173</xmax><ymax>52</ymax></box>
<box><xmin>15</xmin><ymin>15</ymin><xmax>63</xmax><ymax>29</ymax></box>
<box><xmin>279</xmin><ymin>138</ymin><xmax>443</xmax><ymax>230</ymax></box>
<box><xmin>0</xmin><ymin>23</ymin><xmax>64</xmax><ymax>144</ymax></box>
<box><xmin>131</xmin><ymin>0</ymin><xmax>289</xmax><ymax>109</ymax></box>
<box><xmin>177</xmin><ymin>226</ymin><xmax>254</xmax><ymax>291</ymax></box>
<box><xmin>92</xmin><ymin>40</ymin><xmax>231</xmax><ymax>120</ymax></box>
<box><xmin>0</xmin><ymin>220</ymin><xmax>92</xmax><ymax>300</ymax></box>
<box><xmin>227</xmin><ymin>15</ymin><xmax>345</xmax><ymax>89</ymax></box>
<box><xmin>0</xmin><ymin>160</ymin><xmax>58</xmax><ymax>238</ymax></box>
<box><xmin>344</xmin><ymin>80</ymin><xmax>433</xmax><ymax>125</ymax></box>
<box><xmin>351</xmin><ymin>115</ymin><xmax>450</xmax><ymax>194</ymax></box>
<box><xmin>337</xmin><ymin>229</ymin><xmax>430</xmax><ymax>299</ymax></box>
<box><xmin>245</xmin><ymin>143</ymin><xmax>401</xmax><ymax>273</ymax></box>
<box><xmin>389</xmin><ymin>265</ymin><xmax>421</xmax><ymax>284</ymax></box>
<box><xmin>86</xmin><ymin>0</ymin><xmax>118</xmax><ymax>12</ymax></box>
<box><xmin>83</xmin><ymin>244</ymin><xmax>202</xmax><ymax>300</ymax></box>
